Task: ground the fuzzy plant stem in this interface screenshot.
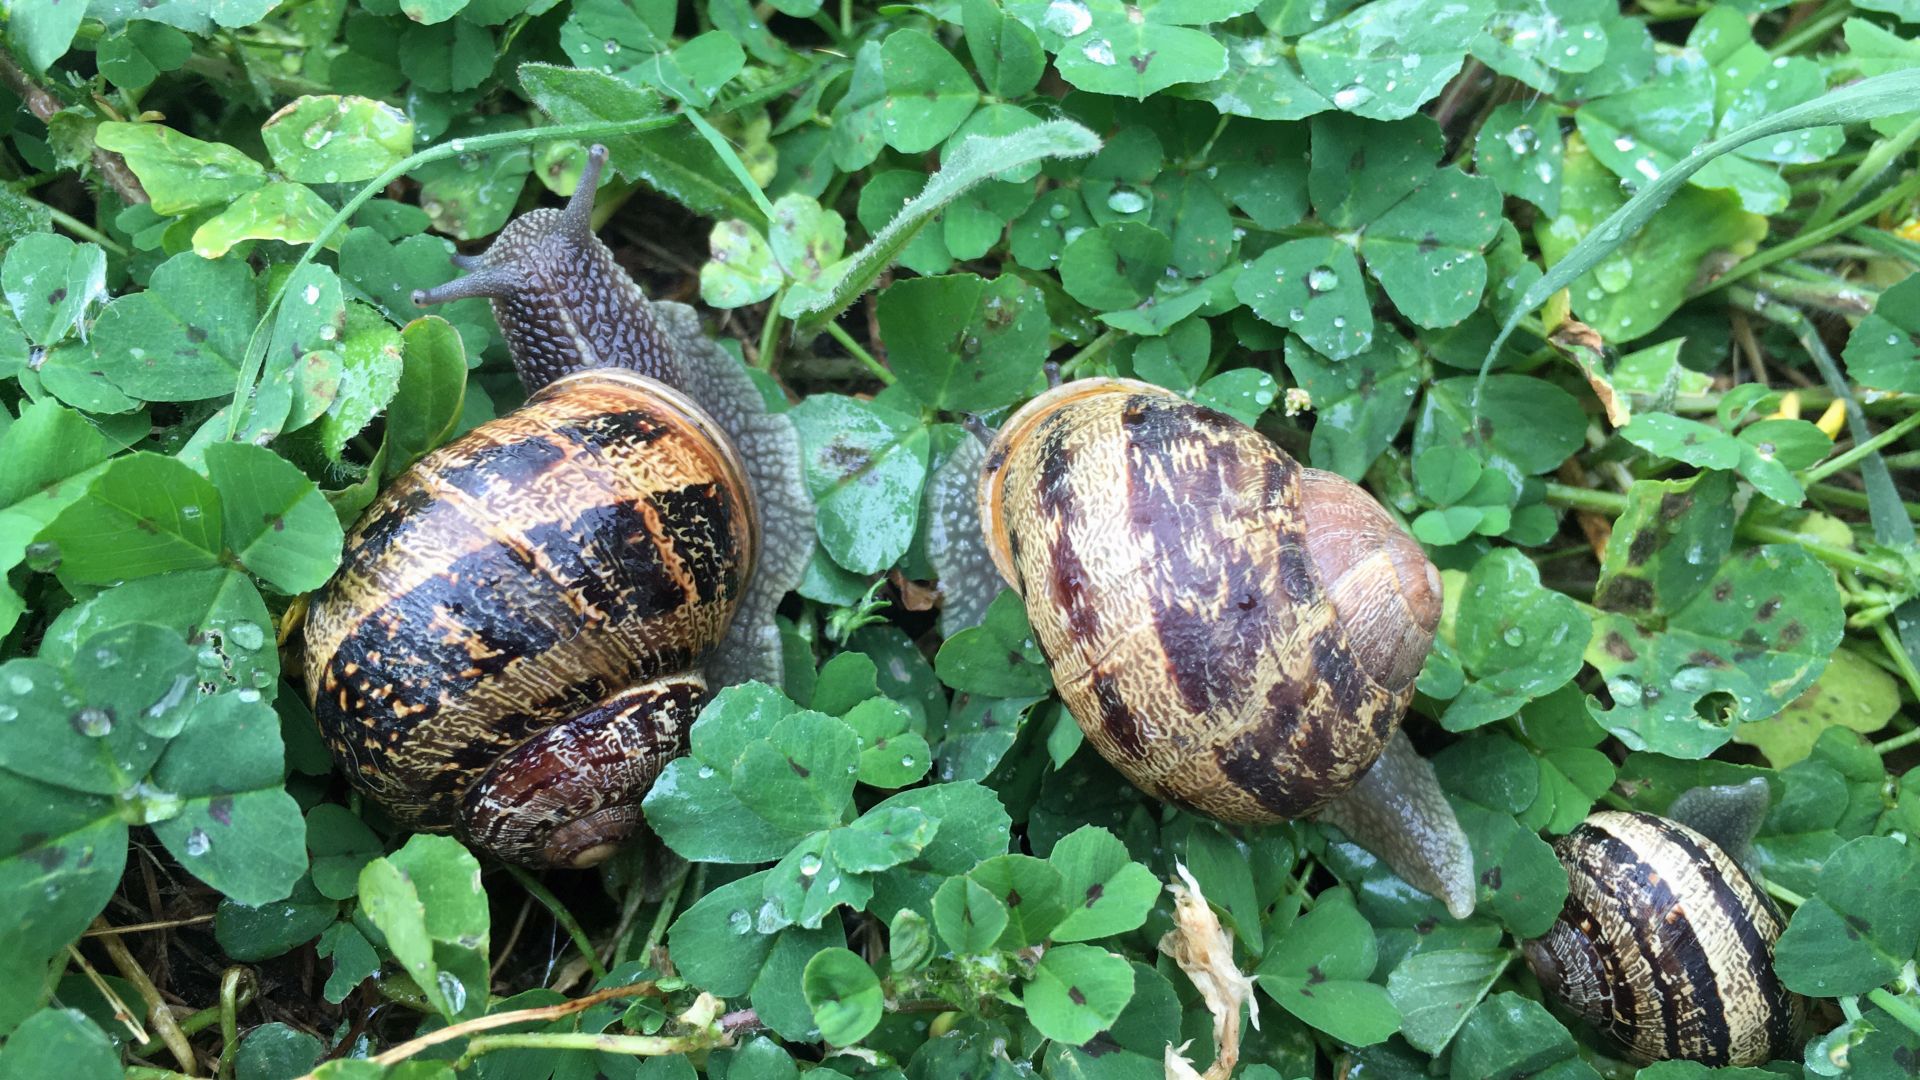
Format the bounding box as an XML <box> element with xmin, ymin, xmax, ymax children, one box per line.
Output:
<box><xmin>226</xmin><ymin>114</ymin><xmax>682</xmax><ymax>439</ymax></box>
<box><xmin>1541</xmin><ymin>483</ymin><xmax>1905</xmax><ymax>585</ymax></box>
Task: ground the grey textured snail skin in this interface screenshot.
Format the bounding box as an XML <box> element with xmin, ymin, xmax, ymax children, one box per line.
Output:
<box><xmin>413</xmin><ymin>145</ymin><xmax>813</xmax><ymax>688</ymax></box>
<box><xmin>1525</xmin><ymin>809</ymin><xmax>1803</xmax><ymax>1066</ymax></box>
<box><xmin>928</xmin><ymin>386</ymin><xmax>1475</xmax><ymax>919</ymax></box>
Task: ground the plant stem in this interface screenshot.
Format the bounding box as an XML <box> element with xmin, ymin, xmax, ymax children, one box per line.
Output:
<box><xmin>1804</xmin><ymin>409</ymin><xmax>1920</xmax><ymax>485</ymax></box>
<box><xmin>84</xmin><ymin>914</ymin><xmax>217</xmax><ymax>937</ymax></box>
<box><xmin>93</xmin><ymin>917</ymin><xmax>200</xmax><ymax>1074</ymax></box>
<box><xmin>1876</xmin><ymin>724</ymin><xmax>1920</xmax><ymax>757</ymax></box>
<box><xmin>1867</xmin><ymin>988</ymin><xmax>1920</xmax><ymax>1039</ymax></box>
<box><xmin>1747</xmin><ymin>269</ymin><xmax>1877</xmax><ymax>316</ymax></box>
<box><xmin>1770</xmin><ymin>0</ymin><xmax>1852</xmax><ymax>56</ymax></box>
<box><xmin>1543</xmin><ymin>482</ymin><xmax>1628</xmax><ymax>515</ymax></box>
<box><xmin>1872</xmin><ymin>616</ymin><xmax>1920</xmax><ymax>704</ymax></box>
<box><xmin>133</xmin><ymin>984</ymin><xmax>254</xmax><ymax>1061</ymax></box>
<box><xmin>1058</xmin><ymin>327</ymin><xmax>1125</xmax><ymax>378</ymax></box>
<box><xmin>634</xmin><ymin>865</ymin><xmax>691</xmax><ymax>967</ymax></box>
<box><xmin>1740</xmin><ymin>522</ymin><xmax>1907</xmax><ymax>583</ymax></box>
<box><xmin>758</xmin><ymin>288</ymin><xmax>786</xmax><ymax>372</ymax></box>
<box><xmin>36</xmin><ymin>200</ymin><xmax>130</xmax><ymax>256</ymax></box>
<box><xmin>1810</xmin><ymin>482</ymin><xmax>1920</xmax><ymax>522</ymax></box>
<box><xmin>1763</xmin><ymin>879</ymin><xmax>1807</xmax><ymax>908</ymax></box>
<box><xmin>454</xmin><ymin>1030</ymin><xmax>727</xmax><ymax>1063</ymax></box>
<box><xmin>217</xmin><ymin>968</ymin><xmax>248</xmax><ymax>1080</ymax></box>
<box><xmin>318</xmin><ymin>982</ymin><xmax>666</xmax><ymax>1078</ymax></box>
<box><xmin>825</xmin><ymin>319</ymin><xmax>897</xmax><ymax>385</ymax></box>
<box><xmin>504</xmin><ymin>864</ymin><xmax>610</xmax><ymax>983</ymax></box>
<box><xmin>1804</xmin><ymin>114</ymin><xmax>1920</xmax><ymax>233</ymax></box>
<box><xmin>1702</xmin><ymin>171</ymin><xmax>1920</xmax><ymax>298</ymax></box>
<box><xmin>1543</xmin><ymin>483</ymin><xmax>1908</xmax><ymax>584</ymax></box>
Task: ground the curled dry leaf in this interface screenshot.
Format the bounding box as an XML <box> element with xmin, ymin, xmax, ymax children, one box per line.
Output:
<box><xmin>1158</xmin><ymin>862</ymin><xmax>1258</xmax><ymax>1080</ymax></box>
<box><xmin>1551</xmin><ymin>317</ymin><xmax>1629</xmax><ymax>427</ymax></box>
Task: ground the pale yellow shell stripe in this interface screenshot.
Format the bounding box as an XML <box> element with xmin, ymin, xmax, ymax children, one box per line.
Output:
<box><xmin>1570</xmin><ymin>812</ymin><xmax>1796</xmax><ymax>1064</ymax></box>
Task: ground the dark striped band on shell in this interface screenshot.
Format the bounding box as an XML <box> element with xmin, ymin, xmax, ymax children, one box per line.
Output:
<box><xmin>976</xmin><ymin>377</ymin><xmax>1442</xmax><ymax>823</ymax></box>
<box><xmin>302</xmin><ymin>369</ymin><xmax>755</xmax><ymax>867</ymax></box>
<box><xmin>1525</xmin><ymin>810</ymin><xmax>1804</xmax><ymax>1066</ymax></box>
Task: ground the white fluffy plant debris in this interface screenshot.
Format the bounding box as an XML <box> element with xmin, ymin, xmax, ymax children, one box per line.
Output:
<box><xmin>1157</xmin><ymin>862</ymin><xmax>1259</xmax><ymax>1080</ymax></box>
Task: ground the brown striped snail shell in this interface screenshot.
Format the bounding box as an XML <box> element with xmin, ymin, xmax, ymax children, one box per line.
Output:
<box><xmin>970</xmin><ymin>377</ymin><xmax>1474</xmax><ymax>916</ymax></box>
<box><xmin>1524</xmin><ymin>809</ymin><xmax>1804</xmax><ymax>1066</ymax></box>
<box><xmin>303</xmin><ymin>146</ymin><xmax>812</xmax><ymax>868</ymax></box>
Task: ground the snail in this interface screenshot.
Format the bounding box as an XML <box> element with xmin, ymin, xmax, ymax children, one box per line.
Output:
<box><xmin>1525</xmin><ymin>786</ymin><xmax>1803</xmax><ymax>1067</ymax></box>
<box><xmin>933</xmin><ymin>377</ymin><xmax>1475</xmax><ymax>917</ymax></box>
<box><xmin>302</xmin><ymin>146</ymin><xmax>813</xmax><ymax>868</ymax></box>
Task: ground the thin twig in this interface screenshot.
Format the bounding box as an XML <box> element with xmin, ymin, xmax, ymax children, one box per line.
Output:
<box><xmin>0</xmin><ymin>53</ymin><xmax>148</xmax><ymax>205</ymax></box>
<box><xmin>84</xmin><ymin>914</ymin><xmax>217</xmax><ymax>937</ymax></box>
<box><xmin>66</xmin><ymin>943</ymin><xmax>151</xmax><ymax>1045</ymax></box>
<box><xmin>93</xmin><ymin>917</ymin><xmax>200</xmax><ymax>1075</ymax></box>
<box><xmin>304</xmin><ymin>981</ymin><xmax>665</xmax><ymax>1077</ymax></box>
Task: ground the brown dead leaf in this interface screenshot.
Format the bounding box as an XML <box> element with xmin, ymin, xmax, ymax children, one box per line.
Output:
<box><xmin>1157</xmin><ymin>863</ymin><xmax>1258</xmax><ymax>1080</ymax></box>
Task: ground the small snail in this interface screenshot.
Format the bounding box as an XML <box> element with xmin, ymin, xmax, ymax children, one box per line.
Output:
<box><xmin>937</xmin><ymin>377</ymin><xmax>1474</xmax><ymax>917</ymax></box>
<box><xmin>1524</xmin><ymin>800</ymin><xmax>1803</xmax><ymax>1066</ymax></box>
<box><xmin>303</xmin><ymin>146</ymin><xmax>812</xmax><ymax>867</ymax></box>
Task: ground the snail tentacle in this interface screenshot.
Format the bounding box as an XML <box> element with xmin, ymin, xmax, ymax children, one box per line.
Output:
<box><xmin>412</xmin><ymin>143</ymin><xmax>813</xmax><ymax>687</ymax></box>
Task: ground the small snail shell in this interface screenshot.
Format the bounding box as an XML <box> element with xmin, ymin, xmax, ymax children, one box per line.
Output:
<box><xmin>1525</xmin><ymin>810</ymin><xmax>1804</xmax><ymax>1066</ymax></box>
<box><xmin>304</xmin><ymin>146</ymin><xmax>812</xmax><ymax>867</ymax></box>
<box><xmin>974</xmin><ymin>377</ymin><xmax>1473</xmax><ymax>915</ymax></box>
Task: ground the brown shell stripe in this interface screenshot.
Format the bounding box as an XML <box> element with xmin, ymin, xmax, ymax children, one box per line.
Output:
<box><xmin>998</xmin><ymin>386</ymin><xmax>1402</xmax><ymax>823</ymax></box>
<box><xmin>304</xmin><ymin>377</ymin><xmax>748</xmax><ymax>829</ymax></box>
<box><xmin>1553</xmin><ymin>812</ymin><xmax>1798</xmax><ymax>1065</ymax></box>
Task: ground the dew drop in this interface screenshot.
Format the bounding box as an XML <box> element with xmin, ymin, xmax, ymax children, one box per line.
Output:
<box><xmin>228</xmin><ymin>622</ymin><xmax>266</xmax><ymax>651</ymax></box>
<box><xmin>303</xmin><ymin>283</ymin><xmax>321</xmax><ymax>305</ymax></box>
<box><xmin>146</xmin><ymin>677</ymin><xmax>192</xmax><ymax>722</ymax></box>
<box><xmin>728</xmin><ymin>909</ymin><xmax>753</xmax><ymax>934</ymax></box>
<box><xmin>72</xmin><ymin>707</ymin><xmax>114</xmax><ymax>737</ymax></box>
<box><xmin>0</xmin><ymin>705</ymin><xmax>15</xmax><ymax>722</ymax></box>
<box><xmin>1332</xmin><ymin>84</ymin><xmax>1374</xmax><ymax>109</ymax></box>
<box><xmin>1048</xmin><ymin>202</ymin><xmax>1070</xmax><ymax>221</ymax></box>
<box><xmin>1307</xmin><ymin>266</ymin><xmax>1340</xmax><ymax>292</ymax></box>
<box><xmin>23</xmin><ymin>541</ymin><xmax>60</xmax><ymax>573</ymax></box>
<box><xmin>1081</xmin><ymin>38</ymin><xmax>1115</xmax><ymax>65</ymax></box>
<box><xmin>1606</xmin><ymin>675</ymin><xmax>1643</xmax><ymax>706</ymax></box>
<box><xmin>698</xmin><ymin>765</ymin><xmax>717</xmax><ymax>779</ymax></box>
<box><xmin>1670</xmin><ymin>667</ymin><xmax>1715</xmax><ymax>693</ymax></box>
<box><xmin>1042</xmin><ymin>0</ymin><xmax>1093</xmax><ymax>37</ymax></box>
<box><xmin>436</xmin><ymin>972</ymin><xmax>468</xmax><ymax>1014</ymax></box>
<box><xmin>1105</xmin><ymin>188</ymin><xmax>1147</xmax><ymax>214</ymax></box>
<box><xmin>185</xmin><ymin>827</ymin><xmax>212</xmax><ymax>857</ymax></box>
<box><xmin>1502</xmin><ymin>626</ymin><xmax>1527</xmax><ymax>647</ymax></box>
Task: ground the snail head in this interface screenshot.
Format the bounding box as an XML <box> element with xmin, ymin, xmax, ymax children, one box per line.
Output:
<box><xmin>412</xmin><ymin>144</ymin><xmax>679</xmax><ymax>393</ymax></box>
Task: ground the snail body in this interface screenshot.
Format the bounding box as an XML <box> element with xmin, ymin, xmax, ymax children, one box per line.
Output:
<box><xmin>304</xmin><ymin>147</ymin><xmax>812</xmax><ymax>867</ymax></box>
<box><xmin>972</xmin><ymin>378</ymin><xmax>1472</xmax><ymax>914</ymax></box>
<box><xmin>1525</xmin><ymin>810</ymin><xmax>1803</xmax><ymax>1066</ymax></box>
